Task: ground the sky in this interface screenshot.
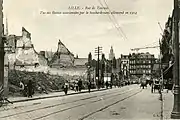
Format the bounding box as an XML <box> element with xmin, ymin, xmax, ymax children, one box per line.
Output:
<box><xmin>3</xmin><ymin>0</ymin><xmax>173</xmax><ymax>59</ymax></box>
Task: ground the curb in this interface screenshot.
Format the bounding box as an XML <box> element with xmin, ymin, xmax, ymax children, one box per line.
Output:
<box><xmin>10</xmin><ymin>88</ymin><xmax>109</xmax><ymax>103</ymax></box>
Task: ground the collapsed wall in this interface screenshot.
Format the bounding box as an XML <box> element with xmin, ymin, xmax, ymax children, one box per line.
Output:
<box><xmin>6</xmin><ymin>27</ymin><xmax>48</xmax><ymax>72</ymax></box>
<box><xmin>5</xmin><ymin>28</ymin><xmax>89</xmax><ymax>96</ymax></box>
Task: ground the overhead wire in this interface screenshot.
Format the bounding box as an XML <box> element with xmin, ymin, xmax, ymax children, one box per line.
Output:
<box><xmin>97</xmin><ymin>0</ymin><xmax>126</xmax><ymax>41</ymax></box>
<box><xmin>103</xmin><ymin>0</ymin><xmax>128</xmax><ymax>41</ymax></box>
<box><xmin>139</xmin><ymin>41</ymin><xmax>159</xmax><ymax>49</ymax></box>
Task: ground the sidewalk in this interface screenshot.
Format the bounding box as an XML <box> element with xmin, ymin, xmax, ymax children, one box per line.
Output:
<box><xmin>91</xmin><ymin>85</ymin><xmax>174</xmax><ymax>120</ymax></box>
<box><xmin>7</xmin><ymin>87</ymin><xmax>109</xmax><ymax>103</ymax></box>
<box><xmin>134</xmin><ymin>87</ymin><xmax>174</xmax><ymax>120</ymax></box>
<box><xmin>163</xmin><ymin>89</ymin><xmax>174</xmax><ymax>120</ymax></box>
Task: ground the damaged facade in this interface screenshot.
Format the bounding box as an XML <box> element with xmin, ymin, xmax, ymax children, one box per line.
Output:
<box><xmin>5</xmin><ymin>27</ymin><xmax>48</xmax><ymax>72</ymax></box>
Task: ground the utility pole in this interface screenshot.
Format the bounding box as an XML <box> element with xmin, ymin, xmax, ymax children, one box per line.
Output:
<box><xmin>0</xmin><ymin>0</ymin><xmax>4</xmax><ymax>99</ymax></box>
<box><xmin>171</xmin><ymin>0</ymin><xmax>180</xmax><ymax>119</ymax></box>
<box><xmin>95</xmin><ymin>46</ymin><xmax>102</xmax><ymax>89</ymax></box>
<box><xmin>88</xmin><ymin>52</ymin><xmax>92</xmax><ymax>87</ymax></box>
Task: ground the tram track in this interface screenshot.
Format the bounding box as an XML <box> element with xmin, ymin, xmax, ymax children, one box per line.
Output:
<box><xmin>0</xmin><ymin>87</ymin><xmax>129</xmax><ymax>112</ymax></box>
<box><xmin>0</xmin><ymin>87</ymin><xmax>136</xmax><ymax>119</ymax></box>
<box><xmin>32</xmin><ymin>89</ymin><xmax>142</xmax><ymax>120</ymax></box>
<box><xmin>78</xmin><ymin>89</ymin><xmax>142</xmax><ymax>120</ymax></box>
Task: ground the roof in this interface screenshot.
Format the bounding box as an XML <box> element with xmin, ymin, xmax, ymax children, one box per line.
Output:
<box><xmin>74</xmin><ymin>58</ymin><xmax>88</xmax><ymax>66</ymax></box>
<box><xmin>57</xmin><ymin>40</ymin><xmax>74</xmax><ymax>56</ymax></box>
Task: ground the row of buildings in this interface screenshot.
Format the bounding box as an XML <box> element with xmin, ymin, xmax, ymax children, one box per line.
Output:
<box><xmin>108</xmin><ymin>47</ymin><xmax>156</xmax><ymax>80</ymax></box>
<box><xmin>4</xmin><ymin>26</ymin><xmax>158</xmax><ymax>81</ymax></box>
<box><xmin>4</xmin><ymin>27</ymin><xmax>89</xmax><ymax>76</ymax></box>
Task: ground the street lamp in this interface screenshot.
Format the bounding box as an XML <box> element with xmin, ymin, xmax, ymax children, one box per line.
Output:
<box><xmin>171</xmin><ymin>0</ymin><xmax>180</xmax><ymax>119</ymax></box>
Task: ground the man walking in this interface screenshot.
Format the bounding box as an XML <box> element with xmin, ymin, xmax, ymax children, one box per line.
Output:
<box><xmin>78</xmin><ymin>79</ymin><xmax>82</xmax><ymax>92</ymax></box>
<box><xmin>88</xmin><ymin>81</ymin><xmax>91</xmax><ymax>93</ymax></box>
<box><xmin>27</xmin><ymin>80</ymin><xmax>33</xmax><ymax>98</ymax></box>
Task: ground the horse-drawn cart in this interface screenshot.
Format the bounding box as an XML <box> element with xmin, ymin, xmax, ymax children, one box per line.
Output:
<box><xmin>140</xmin><ymin>80</ymin><xmax>147</xmax><ymax>89</ymax></box>
<box><xmin>152</xmin><ymin>80</ymin><xmax>161</xmax><ymax>93</ymax></box>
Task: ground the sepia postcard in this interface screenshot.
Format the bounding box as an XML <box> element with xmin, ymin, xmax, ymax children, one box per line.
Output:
<box><xmin>0</xmin><ymin>0</ymin><xmax>177</xmax><ymax>120</ymax></box>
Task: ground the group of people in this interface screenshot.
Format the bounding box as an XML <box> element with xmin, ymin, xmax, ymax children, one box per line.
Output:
<box><xmin>105</xmin><ymin>81</ymin><xmax>112</xmax><ymax>89</ymax></box>
<box><xmin>74</xmin><ymin>79</ymin><xmax>83</xmax><ymax>92</ymax></box>
<box><xmin>19</xmin><ymin>80</ymin><xmax>34</xmax><ymax>98</ymax></box>
<box><xmin>139</xmin><ymin>79</ymin><xmax>170</xmax><ymax>94</ymax></box>
<box><xmin>63</xmin><ymin>79</ymin><xmax>83</xmax><ymax>95</ymax></box>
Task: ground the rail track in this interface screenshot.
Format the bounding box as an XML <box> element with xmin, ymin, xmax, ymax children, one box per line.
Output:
<box><xmin>33</xmin><ymin>89</ymin><xmax>142</xmax><ymax>120</ymax></box>
<box><xmin>0</xmin><ymin>87</ymin><xmax>129</xmax><ymax>112</ymax></box>
<box><xmin>0</xmin><ymin>87</ymin><xmax>142</xmax><ymax>120</ymax></box>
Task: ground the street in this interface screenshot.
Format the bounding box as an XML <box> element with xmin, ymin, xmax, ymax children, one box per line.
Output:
<box><xmin>0</xmin><ymin>84</ymin><xmax>169</xmax><ymax>120</ymax></box>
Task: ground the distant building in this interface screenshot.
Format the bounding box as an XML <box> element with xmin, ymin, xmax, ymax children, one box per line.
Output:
<box><xmin>49</xmin><ymin>40</ymin><xmax>90</xmax><ymax>69</ymax></box>
<box><xmin>129</xmin><ymin>52</ymin><xmax>155</xmax><ymax>77</ymax></box>
<box><xmin>74</xmin><ymin>58</ymin><xmax>88</xmax><ymax>68</ymax></box>
<box><xmin>152</xmin><ymin>59</ymin><xmax>160</xmax><ymax>78</ymax></box>
<box><xmin>49</xmin><ymin>40</ymin><xmax>74</xmax><ymax>68</ymax></box>
<box><xmin>109</xmin><ymin>46</ymin><xmax>115</xmax><ymax>60</ymax></box>
<box><xmin>120</xmin><ymin>54</ymin><xmax>129</xmax><ymax>79</ymax></box>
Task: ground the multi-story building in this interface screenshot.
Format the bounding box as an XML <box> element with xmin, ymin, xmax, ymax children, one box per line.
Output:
<box><xmin>6</xmin><ymin>27</ymin><xmax>48</xmax><ymax>70</ymax></box>
<box><xmin>129</xmin><ymin>52</ymin><xmax>155</xmax><ymax>77</ymax></box>
<box><xmin>120</xmin><ymin>54</ymin><xmax>129</xmax><ymax>79</ymax></box>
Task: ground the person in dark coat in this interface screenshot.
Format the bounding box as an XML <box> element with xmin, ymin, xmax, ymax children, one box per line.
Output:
<box><xmin>27</xmin><ymin>80</ymin><xmax>33</xmax><ymax>98</ymax></box>
<box><xmin>151</xmin><ymin>81</ymin><xmax>154</xmax><ymax>93</ymax></box>
<box><xmin>88</xmin><ymin>81</ymin><xmax>91</xmax><ymax>93</ymax></box>
<box><xmin>63</xmin><ymin>82</ymin><xmax>68</xmax><ymax>95</ymax></box>
<box><xmin>105</xmin><ymin>81</ymin><xmax>109</xmax><ymax>89</ymax></box>
<box><xmin>78</xmin><ymin>79</ymin><xmax>82</xmax><ymax>92</ymax></box>
<box><xmin>74</xmin><ymin>81</ymin><xmax>78</xmax><ymax>92</ymax></box>
<box><xmin>110</xmin><ymin>82</ymin><xmax>112</xmax><ymax>89</ymax></box>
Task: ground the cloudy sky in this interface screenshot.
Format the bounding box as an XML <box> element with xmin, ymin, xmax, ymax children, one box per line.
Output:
<box><xmin>3</xmin><ymin>0</ymin><xmax>173</xmax><ymax>58</ymax></box>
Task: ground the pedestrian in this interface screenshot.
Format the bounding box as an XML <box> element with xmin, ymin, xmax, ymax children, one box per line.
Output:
<box><xmin>74</xmin><ymin>81</ymin><xmax>78</xmax><ymax>92</ymax></box>
<box><xmin>105</xmin><ymin>81</ymin><xmax>108</xmax><ymax>89</ymax></box>
<box><xmin>64</xmin><ymin>82</ymin><xmax>68</xmax><ymax>95</ymax></box>
<box><xmin>151</xmin><ymin>81</ymin><xmax>154</xmax><ymax>93</ymax></box>
<box><xmin>88</xmin><ymin>81</ymin><xmax>91</xmax><ymax>93</ymax></box>
<box><xmin>78</xmin><ymin>79</ymin><xmax>82</xmax><ymax>92</ymax></box>
<box><xmin>27</xmin><ymin>80</ymin><xmax>33</xmax><ymax>98</ymax></box>
<box><xmin>24</xmin><ymin>84</ymin><xmax>28</xmax><ymax>97</ymax></box>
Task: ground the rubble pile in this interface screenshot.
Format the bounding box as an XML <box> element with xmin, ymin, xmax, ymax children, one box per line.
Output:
<box><xmin>8</xmin><ymin>70</ymin><xmax>66</xmax><ymax>95</ymax></box>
